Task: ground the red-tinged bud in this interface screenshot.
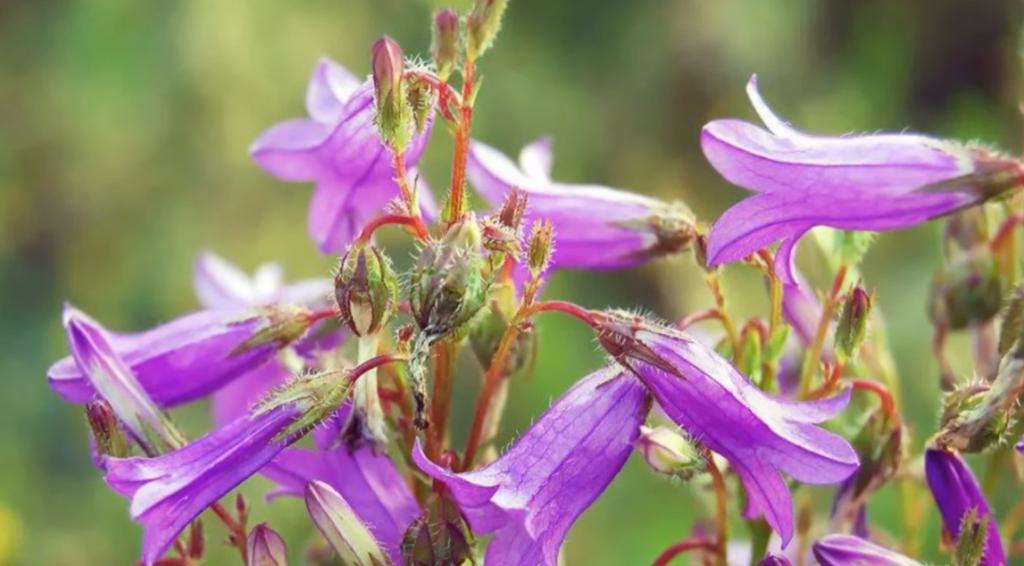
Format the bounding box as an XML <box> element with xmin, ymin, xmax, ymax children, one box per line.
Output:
<box><xmin>526</xmin><ymin>219</ymin><xmax>555</xmax><ymax>279</ymax></box>
<box><xmin>85</xmin><ymin>400</ymin><xmax>130</xmax><ymax>458</ymax></box>
<box><xmin>334</xmin><ymin>243</ymin><xmax>398</xmax><ymax>337</ymax></box>
<box><xmin>481</xmin><ymin>188</ymin><xmax>528</xmax><ymax>258</ymax></box>
<box><xmin>247</xmin><ymin>523</ymin><xmax>287</xmax><ymax>566</ymax></box>
<box><xmin>466</xmin><ymin>0</ymin><xmax>509</xmax><ymax>60</ymax></box>
<box><xmin>371</xmin><ymin>36</ymin><xmax>412</xmax><ymax>151</ymax></box>
<box><xmin>834</xmin><ymin>286</ymin><xmax>872</xmax><ymax>363</ymax></box>
<box><xmin>432</xmin><ymin>8</ymin><xmax>460</xmax><ymax>80</ymax></box>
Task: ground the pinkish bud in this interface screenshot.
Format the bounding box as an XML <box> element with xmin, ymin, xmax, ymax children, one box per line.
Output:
<box><xmin>371</xmin><ymin>36</ymin><xmax>412</xmax><ymax>151</ymax></box>
<box><xmin>432</xmin><ymin>8</ymin><xmax>460</xmax><ymax>80</ymax></box>
<box><xmin>247</xmin><ymin>523</ymin><xmax>287</xmax><ymax>566</ymax></box>
<box><xmin>466</xmin><ymin>0</ymin><xmax>509</xmax><ymax>59</ymax></box>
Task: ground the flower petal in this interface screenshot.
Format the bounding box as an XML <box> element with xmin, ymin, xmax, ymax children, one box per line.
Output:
<box><xmin>306</xmin><ymin>57</ymin><xmax>362</xmax><ymax>124</ymax></box>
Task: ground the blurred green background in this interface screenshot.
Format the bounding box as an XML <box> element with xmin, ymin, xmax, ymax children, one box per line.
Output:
<box><xmin>2</xmin><ymin>0</ymin><xmax>1024</xmax><ymax>564</ymax></box>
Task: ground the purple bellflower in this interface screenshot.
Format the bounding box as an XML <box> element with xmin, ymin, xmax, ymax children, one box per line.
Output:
<box><xmin>250</xmin><ymin>57</ymin><xmax>436</xmax><ymax>253</ymax></box>
<box><xmin>260</xmin><ymin>405</ymin><xmax>420</xmax><ymax>564</ymax></box>
<box><xmin>702</xmin><ymin>76</ymin><xmax>1023</xmax><ymax>282</ymax></box>
<box><xmin>49</xmin><ymin>306</ymin><xmax>279</xmax><ymax>408</ymax></box>
<box><xmin>467</xmin><ymin>137</ymin><xmax>697</xmax><ymax>271</ymax></box>
<box><xmin>924</xmin><ymin>448</ymin><xmax>1005</xmax><ymax>566</ymax></box>
<box><xmin>596</xmin><ymin>314</ymin><xmax>858</xmax><ymax>544</ymax></box>
<box><xmin>104</xmin><ymin>403</ymin><xmax>308</xmax><ymax>565</ymax></box>
<box><xmin>413</xmin><ymin>367</ymin><xmax>649</xmax><ymax>565</ymax></box>
<box><xmin>193</xmin><ymin>251</ymin><xmax>333</xmax><ymax>425</ymax></box>
<box><xmin>812</xmin><ymin>534</ymin><xmax>921</xmax><ymax>566</ymax></box>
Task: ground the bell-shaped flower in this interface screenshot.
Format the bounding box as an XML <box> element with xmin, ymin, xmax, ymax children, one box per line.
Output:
<box><xmin>104</xmin><ymin>403</ymin><xmax>308</xmax><ymax>565</ymax></box>
<box><xmin>595</xmin><ymin>313</ymin><xmax>858</xmax><ymax>544</ymax></box>
<box><xmin>250</xmin><ymin>57</ymin><xmax>436</xmax><ymax>253</ymax></box>
<box><xmin>924</xmin><ymin>448</ymin><xmax>1005</xmax><ymax>565</ymax></box>
<box><xmin>467</xmin><ymin>137</ymin><xmax>697</xmax><ymax>271</ymax></box>
<box><xmin>413</xmin><ymin>367</ymin><xmax>649</xmax><ymax>565</ymax></box>
<box><xmin>812</xmin><ymin>534</ymin><xmax>920</xmax><ymax>566</ymax></box>
<box><xmin>259</xmin><ymin>406</ymin><xmax>420</xmax><ymax>564</ymax></box>
<box><xmin>193</xmin><ymin>251</ymin><xmax>334</xmax><ymax>425</ymax></box>
<box><xmin>48</xmin><ymin>305</ymin><xmax>285</xmax><ymax>408</ymax></box>
<box><xmin>702</xmin><ymin>75</ymin><xmax>1023</xmax><ymax>274</ymax></box>
<box><xmin>63</xmin><ymin>305</ymin><xmax>184</xmax><ymax>454</ymax></box>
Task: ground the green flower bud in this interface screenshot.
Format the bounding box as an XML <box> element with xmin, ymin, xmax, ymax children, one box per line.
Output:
<box><xmin>371</xmin><ymin>36</ymin><xmax>412</xmax><ymax>152</ymax></box>
<box><xmin>409</xmin><ymin>217</ymin><xmax>488</xmax><ymax>340</ymax></box>
<box><xmin>998</xmin><ymin>283</ymin><xmax>1024</xmax><ymax>358</ymax></box>
<box><xmin>636</xmin><ymin>426</ymin><xmax>704</xmax><ymax>479</ymax></box>
<box><xmin>466</xmin><ymin>0</ymin><xmax>509</xmax><ymax>60</ymax></box>
<box><xmin>834</xmin><ymin>286</ymin><xmax>872</xmax><ymax>363</ymax></box>
<box><xmin>834</xmin><ymin>409</ymin><xmax>903</xmax><ymax>529</ymax></box>
<box><xmin>928</xmin><ymin>248</ymin><xmax>1004</xmax><ymax>331</ymax></box>
<box><xmin>407</xmin><ymin>77</ymin><xmax>435</xmax><ymax>137</ymax></box>
<box><xmin>334</xmin><ymin>244</ymin><xmax>398</xmax><ymax>337</ymax></box>
<box><xmin>431</xmin><ymin>8</ymin><xmax>460</xmax><ymax>80</ymax></box>
<box><xmin>649</xmin><ymin>201</ymin><xmax>699</xmax><ymax>256</ymax></box>
<box><xmin>231</xmin><ymin>305</ymin><xmax>316</xmax><ymax>356</ymax></box>
<box><xmin>85</xmin><ymin>400</ymin><xmax>130</xmax><ymax>458</ymax></box>
<box><xmin>305</xmin><ymin>480</ymin><xmax>391</xmax><ymax>566</ymax></box>
<box><xmin>526</xmin><ymin>219</ymin><xmax>555</xmax><ymax>279</ymax></box>
<box><xmin>469</xmin><ymin>282</ymin><xmax>534</xmax><ymax>375</ymax></box>
<box><xmin>401</xmin><ymin>497</ymin><xmax>473</xmax><ymax>566</ymax></box>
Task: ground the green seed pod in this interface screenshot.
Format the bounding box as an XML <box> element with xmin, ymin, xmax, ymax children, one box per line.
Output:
<box><xmin>334</xmin><ymin>244</ymin><xmax>398</xmax><ymax>337</ymax></box>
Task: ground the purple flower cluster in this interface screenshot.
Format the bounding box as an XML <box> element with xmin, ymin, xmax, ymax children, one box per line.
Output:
<box><xmin>47</xmin><ymin>4</ymin><xmax>1024</xmax><ymax>566</ymax></box>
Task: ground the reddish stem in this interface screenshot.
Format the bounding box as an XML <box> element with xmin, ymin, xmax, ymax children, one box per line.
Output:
<box><xmin>651</xmin><ymin>538</ymin><xmax>717</xmax><ymax>566</ymax></box>
<box><xmin>523</xmin><ymin>300</ymin><xmax>598</xmax><ymax>326</ymax></box>
<box><xmin>347</xmin><ymin>353</ymin><xmax>408</xmax><ymax>384</ymax></box>
<box><xmin>445</xmin><ymin>59</ymin><xmax>475</xmax><ymax>224</ymax></box>
<box><xmin>210</xmin><ymin>502</ymin><xmax>247</xmax><ymax>564</ymax></box>
<box><xmin>849</xmin><ymin>378</ymin><xmax>900</xmax><ymax>424</ymax></box>
<box><xmin>356</xmin><ymin>213</ymin><xmax>429</xmax><ymax>243</ymax></box>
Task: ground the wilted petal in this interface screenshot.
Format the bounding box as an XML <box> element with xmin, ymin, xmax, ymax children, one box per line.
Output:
<box><xmin>703</xmin><ymin>75</ymin><xmax>1022</xmax><ymax>269</ymax></box>
<box><xmin>812</xmin><ymin>534</ymin><xmax>921</xmax><ymax>566</ymax></box>
<box><xmin>468</xmin><ymin>139</ymin><xmax>695</xmax><ymax>270</ymax></box>
<box><xmin>252</xmin><ymin>59</ymin><xmax>435</xmax><ymax>254</ymax></box>
<box><xmin>247</xmin><ymin>523</ymin><xmax>288</xmax><ymax>566</ymax></box>
<box><xmin>48</xmin><ymin>308</ymin><xmax>278</xmax><ymax>407</ymax></box>
<box><xmin>605</xmin><ymin>319</ymin><xmax>857</xmax><ymax>544</ymax></box>
<box><xmin>305</xmin><ymin>480</ymin><xmax>392</xmax><ymax>566</ymax></box>
<box><xmin>104</xmin><ymin>404</ymin><xmax>305</xmax><ymax>565</ymax></box>
<box><xmin>63</xmin><ymin>305</ymin><xmax>182</xmax><ymax>452</ymax></box>
<box><xmin>260</xmin><ymin>413</ymin><xmax>419</xmax><ymax>564</ymax></box>
<box><xmin>924</xmin><ymin>448</ymin><xmax>1005</xmax><ymax>566</ymax></box>
<box><xmin>413</xmin><ymin>367</ymin><xmax>649</xmax><ymax>565</ymax></box>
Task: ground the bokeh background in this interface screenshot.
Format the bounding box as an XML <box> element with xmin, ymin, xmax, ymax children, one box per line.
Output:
<box><xmin>3</xmin><ymin>0</ymin><xmax>1024</xmax><ymax>563</ymax></box>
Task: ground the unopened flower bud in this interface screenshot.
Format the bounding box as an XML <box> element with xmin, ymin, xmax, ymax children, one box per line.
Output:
<box><xmin>954</xmin><ymin>508</ymin><xmax>990</xmax><ymax>566</ymax></box>
<box><xmin>935</xmin><ymin>347</ymin><xmax>1024</xmax><ymax>452</ymax></box>
<box><xmin>409</xmin><ymin>217</ymin><xmax>488</xmax><ymax>340</ymax></box>
<box><xmin>431</xmin><ymin>8</ymin><xmax>460</xmax><ymax>80</ymax></box>
<box><xmin>945</xmin><ymin>207</ymin><xmax>990</xmax><ymax>254</ymax></box>
<box><xmin>334</xmin><ymin>244</ymin><xmax>398</xmax><ymax>337</ymax></box>
<box><xmin>649</xmin><ymin>202</ymin><xmax>699</xmax><ymax>256</ymax></box>
<box><xmin>636</xmin><ymin>426</ymin><xmax>704</xmax><ymax>479</ymax></box>
<box><xmin>85</xmin><ymin>400</ymin><xmax>130</xmax><ymax>458</ymax></box>
<box><xmin>834</xmin><ymin>409</ymin><xmax>904</xmax><ymax>529</ymax></box>
<box><xmin>526</xmin><ymin>219</ymin><xmax>555</xmax><ymax>279</ymax></box>
<box><xmin>998</xmin><ymin>283</ymin><xmax>1024</xmax><ymax>358</ymax></box>
<box><xmin>481</xmin><ymin>188</ymin><xmax>527</xmax><ymax>258</ymax></box>
<box><xmin>407</xmin><ymin>77</ymin><xmax>435</xmax><ymax>136</ymax></box>
<box><xmin>232</xmin><ymin>305</ymin><xmax>317</xmax><ymax>356</ymax></box>
<box><xmin>247</xmin><ymin>523</ymin><xmax>287</xmax><ymax>566</ymax></box>
<box><xmin>466</xmin><ymin>0</ymin><xmax>508</xmax><ymax>60</ymax></box>
<box><xmin>469</xmin><ymin>282</ymin><xmax>534</xmax><ymax>374</ymax></box>
<box><xmin>928</xmin><ymin>248</ymin><xmax>1003</xmax><ymax>331</ymax></box>
<box><xmin>371</xmin><ymin>36</ymin><xmax>412</xmax><ymax>151</ymax></box>
<box><xmin>834</xmin><ymin>286</ymin><xmax>872</xmax><ymax>363</ymax></box>
<box><xmin>401</xmin><ymin>498</ymin><xmax>473</xmax><ymax>566</ymax></box>
<box><xmin>305</xmin><ymin>480</ymin><xmax>391</xmax><ymax>566</ymax></box>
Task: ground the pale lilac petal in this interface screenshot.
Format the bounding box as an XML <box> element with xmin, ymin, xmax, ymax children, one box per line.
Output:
<box><xmin>261</xmin><ymin>443</ymin><xmax>419</xmax><ymax>563</ymax></box>
<box><xmin>104</xmin><ymin>405</ymin><xmax>303</xmax><ymax>565</ymax></box>
<box><xmin>924</xmin><ymin>449</ymin><xmax>1005</xmax><ymax>565</ymax></box>
<box><xmin>306</xmin><ymin>57</ymin><xmax>362</xmax><ymax>124</ymax></box>
<box><xmin>48</xmin><ymin>308</ymin><xmax>276</xmax><ymax>407</ymax></box>
<box><xmin>250</xmin><ymin>119</ymin><xmax>332</xmax><ymax>182</ymax></box>
<box><xmin>631</xmin><ymin>327</ymin><xmax>857</xmax><ymax>544</ymax></box>
<box><xmin>274</xmin><ymin>279</ymin><xmax>332</xmax><ymax>307</ymax></box>
<box><xmin>812</xmin><ymin>534</ymin><xmax>921</xmax><ymax>566</ymax></box>
<box><xmin>518</xmin><ymin>135</ymin><xmax>554</xmax><ymax>180</ymax></box>
<box><xmin>413</xmin><ymin>368</ymin><xmax>649</xmax><ymax>565</ymax></box>
<box><xmin>194</xmin><ymin>251</ymin><xmax>261</xmax><ymax>308</ymax></box>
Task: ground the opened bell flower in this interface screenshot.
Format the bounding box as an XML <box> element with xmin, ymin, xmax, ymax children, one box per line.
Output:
<box><xmin>924</xmin><ymin>448</ymin><xmax>1005</xmax><ymax>566</ymax></box>
<box><xmin>467</xmin><ymin>136</ymin><xmax>698</xmax><ymax>272</ymax></box>
<box><xmin>812</xmin><ymin>534</ymin><xmax>921</xmax><ymax>566</ymax></box>
<box><xmin>49</xmin><ymin>305</ymin><xmax>281</xmax><ymax>408</ymax></box>
<box><xmin>595</xmin><ymin>313</ymin><xmax>858</xmax><ymax>544</ymax></box>
<box><xmin>413</xmin><ymin>367</ymin><xmax>649</xmax><ymax>565</ymax></box>
<box><xmin>702</xmin><ymin>75</ymin><xmax>1023</xmax><ymax>276</ymax></box>
<box><xmin>250</xmin><ymin>57</ymin><xmax>436</xmax><ymax>253</ymax></box>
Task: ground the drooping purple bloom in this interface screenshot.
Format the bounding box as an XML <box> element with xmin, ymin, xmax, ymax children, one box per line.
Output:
<box><xmin>812</xmin><ymin>534</ymin><xmax>921</xmax><ymax>566</ymax></box>
<box><xmin>260</xmin><ymin>419</ymin><xmax>420</xmax><ymax>564</ymax></box>
<box><xmin>193</xmin><ymin>251</ymin><xmax>332</xmax><ymax>425</ymax></box>
<box><xmin>250</xmin><ymin>57</ymin><xmax>436</xmax><ymax>253</ymax></box>
<box><xmin>104</xmin><ymin>404</ymin><xmax>306</xmax><ymax>565</ymax></box>
<box><xmin>702</xmin><ymin>75</ymin><xmax>1022</xmax><ymax>274</ymax></box>
<box><xmin>194</xmin><ymin>251</ymin><xmax>331</xmax><ymax>310</ymax></box>
<box><xmin>924</xmin><ymin>448</ymin><xmax>1005</xmax><ymax>565</ymax></box>
<box><xmin>413</xmin><ymin>367</ymin><xmax>649</xmax><ymax>565</ymax></box>
<box><xmin>598</xmin><ymin>316</ymin><xmax>858</xmax><ymax>544</ymax></box>
<box><xmin>48</xmin><ymin>306</ymin><xmax>279</xmax><ymax>407</ymax></box>
<box><xmin>467</xmin><ymin>137</ymin><xmax>697</xmax><ymax>271</ymax></box>
<box><xmin>63</xmin><ymin>305</ymin><xmax>183</xmax><ymax>453</ymax></box>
